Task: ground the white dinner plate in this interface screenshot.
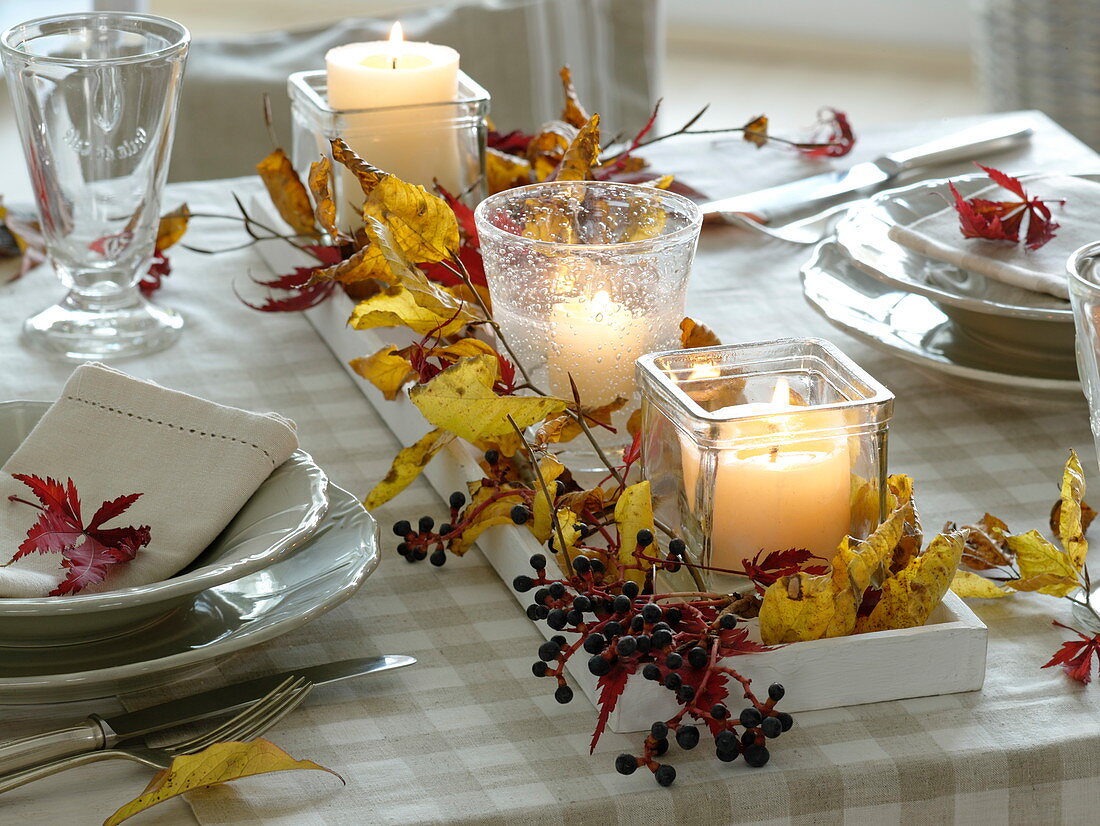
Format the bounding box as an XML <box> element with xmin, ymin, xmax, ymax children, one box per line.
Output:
<box><xmin>801</xmin><ymin>240</ymin><xmax>1081</xmax><ymax>396</ymax></box>
<box><xmin>0</xmin><ymin>483</ymin><xmax>378</xmax><ymax>703</ymax></box>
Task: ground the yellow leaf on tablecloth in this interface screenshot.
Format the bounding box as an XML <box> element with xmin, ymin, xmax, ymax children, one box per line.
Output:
<box><xmin>614</xmin><ymin>481</ymin><xmax>655</xmax><ymax>586</ymax></box>
<box><xmin>256</xmin><ymin>148</ymin><xmax>317</xmax><ymax>237</ymax></box>
<box><xmin>1056</xmin><ymin>450</ymin><xmax>1087</xmax><ymax>571</ymax></box>
<box><xmin>348</xmin><ymin>286</ymin><xmax>468</xmax><ymax>337</ymax></box>
<box><xmin>1006</xmin><ymin>529</ymin><xmax>1080</xmax><ymax>597</ymax></box>
<box><xmin>742</xmin><ymin>114</ymin><xmax>769</xmax><ymax>149</ymax></box>
<box><xmin>308</xmin><ymin>156</ymin><xmax>338</xmax><ymax>237</ymax></box>
<box><xmin>449</xmin><ymin>484</ymin><xmax>527</xmax><ymax>555</ymax></box>
<box><xmin>679</xmin><ymin>317</ymin><xmax>722</xmax><ymax>350</ymax></box>
<box><xmin>102</xmin><ymin>739</ymin><xmax>342</xmax><ymax>826</ymax></box>
<box><xmin>559</xmin><ymin>66</ymin><xmax>591</xmax><ymax>129</ymax></box>
<box><xmin>364</xmin><ymin>428</ymin><xmax>455</xmax><ymax>509</ymax></box>
<box><xmin>551</xmin><ymin>114</ymin><xmax>601</xmax><ymax>183</ymax></box>
<box><xmin>950</xmin><ymin>569</ymin><xmax>1010</xmax><ymax>599</ymax></box>
<box><xmin>349</xmin><ymin>346</ymin><xmax>417</xmax><ymax>401</ymax></box>
<box><xmin>330</xmin><ymin>138</ymin><xmax>385</xmax><ymax>198</ymax></box>
<box><xmin>487</xmin><ymin>148</ymin><xmax>532</xmax><ymax>194</ymax></box>
<box><xmin>364</xmin><ymin>175</ymin><xmax>459</xmax><ymax>263</ymax></box>
<box><xmin>409</xmin><ymin>355</ymin><xmax>568</xmax><ymax>444</ymax></box>
<box><xmin>858</xmin><ymin>530</ymin><xmax>965</xmax><ymax>633</ymax></box>
<box><xmin>155</xmin><ymin>204</ymin><xmax>190</xmax><ymax>251</ymax></box>
<box><xmin>531</xmin><ymin>456</ymin><xmax>566</xmax><ymax>543</ymax></box>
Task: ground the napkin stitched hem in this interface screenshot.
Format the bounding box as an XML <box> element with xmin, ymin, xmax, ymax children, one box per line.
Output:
<box><xmin>63</xmin><ymin>394</ymin><xmax>282</xmax><ymax>467</ymax></box>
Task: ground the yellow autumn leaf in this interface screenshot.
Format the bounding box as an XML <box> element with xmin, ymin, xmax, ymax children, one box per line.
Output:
<box><xmin>679</xmin><ymin>317</ymin><xmax>721</xmax><ymax>350</ymax></box>
<box><xmin>433</xmin><ymin>337</ymin><xmax>498</xmax><ymax>361</ymax></box>
<box><xmin>330</xmin><ymin>137</ymin><xmax>385</xmax><ymax>198</ymax></box>
<box><xmin>743</xmin><ymin>114</ymin><xmax>769</xmax><ymax>148</ymax></box>
<box><xmin>350</xmin><ymin>346</ymin><xmax>416</xmax><ymax>401</ymax></box>
<box><xmin>487</xmin><ymin>147</ymin><xmax>532</xmax><ymax>194</ymax></box>
<box><xmin>155</xmin><ymin>204</ymin><xmax>190</xmax><ymax>251</ymax></box>
<box><xmin>551</xmin><ymin>114</ymin><xmax>600</xmax><ymax>182</ymax></box>
<box><xmin>308</xmin><ymin>156</ymin><xmax>338</xmax><ymax>237</ymax></box>
<box><xmin>951</xmin><ymin>569</ymin><xmax>1010</xmax><ymax>599</ymax></box>
<box><xmin>642</xmin><ymin>175</ymin><xmax>675</xmax><ymax>190</ymax></box>
<box><xmin>858</xmin><ymin>531</ymin><xmax>966</xmax><ymax>633</ymax></box>
<box><xmin>614</xmin><ymin>481</ymin><xmax>655</xmax><ymax>586</ymax></box>
<box><xmin>364</xmin><ymin>218</ymin><xmax>480</xmax><ymax>326</ymax></box>
<box><xmin>759</xmin><ymin>494</ymin><xmax>913</xmax><ymax>644</ymax></box>
<box><xmin>531</xmin><ymin>455</ymin><xmax>566</xmax><ymax>542</ymax></box>
<box><xmin>364</xmin><ymin>175</ymin><xmax>459</xmax><ymax>263</ymax></box>
<box><xmin>559</xmin><ymin>66</ymin><xmax>590</xmax><ymax>129</ymax></box>
<box><xmin>256</xmin><ymin>148</ymin><xmax>317</xmax><ymax>237</ymax></box>
<box><xmin>1006</xmin><ymin>529</ymin><xmax>1080</xmax><ymax>597</ymax></box>
<box><xmin>449</xmin><ymin>484</ymin><xmax>526</xmax><ymax>555</ymax></box>
<box><xmin>538</xmin><ymin>397</ymin><xmax>627</xmax><ymax>445</ymax></box>
<box><xmin>348</xmin><ymin>285</ymin><xmax>469</xmax><ymax>337</ymax></box>
<box><xmin>1058</xmin><ymin>450</ymin><xmax>1087</xmax><ymax>570</ymax></box>
<box><xmin>409</xmin><ymin>355</ymin><xmax>568</xmax><ymax>444</ymax></box>
<box><xmin>103</xmin><ymin>739</ymin><xmax>342</xmax><ymax>826</ymax></box>
<box><xmin>313</xmin><ymin>243</ymin><xmax>389</xmax><ymax>284</ymax></box>
<box><xmin>526</xmin><ymin>120</ymin><xmax>576</xmax><ymax>182</ymax></box>
<box><xmin>364</xmin><ymin>428</ymin><xmax>455</xmax><ymax>509</ymax></box>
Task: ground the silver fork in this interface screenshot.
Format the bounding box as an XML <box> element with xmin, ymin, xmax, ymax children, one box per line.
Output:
<box><xmin>0</xmin><ymin>676</ymin><xmax>312</xmax><ymax>795</ymax></box>
<box><xmin>717</xmin><ymin>201</ymin><xmax>855</xmax><ymax>245</ymax></box>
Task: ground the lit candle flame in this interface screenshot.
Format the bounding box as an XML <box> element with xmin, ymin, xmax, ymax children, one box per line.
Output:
<box><xmin>388</xmin><ymin>21</ymin><xmax>403</xmax><ymax>68</ymax></box>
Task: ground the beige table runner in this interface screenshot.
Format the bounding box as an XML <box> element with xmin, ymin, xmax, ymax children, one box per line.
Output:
<box><xmin>3</xmin><ymin>111</ymin><xmax>1100</xmax><ymax>825</ymax></box>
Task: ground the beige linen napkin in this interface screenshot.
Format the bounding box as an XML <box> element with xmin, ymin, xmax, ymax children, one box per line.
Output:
<box><xmin>0</xmin><ymin>363</ymin><xmax>299</xmax><ymax>598</ymax></box>
<box><xmin>887</xmin><ymin>174</ymin><xmax>1100</xmax><ymax>300</ymax></box>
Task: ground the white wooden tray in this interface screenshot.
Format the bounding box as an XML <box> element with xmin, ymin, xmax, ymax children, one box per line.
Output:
<box><xmin>253</xmin><ymin>206</ymin><xmax>990</xmax><ymax>731</ymax></box>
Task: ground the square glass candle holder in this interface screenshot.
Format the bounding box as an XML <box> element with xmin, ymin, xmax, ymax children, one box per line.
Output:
<box><xmin>637</xmin><ymin>338</ymin><xmax>894</xmax><ymax>587</ymax></box>
<box><xmin>289</xmin><ymin>70</ymin><xmax>489</xmax><ymax>228</ymax></box>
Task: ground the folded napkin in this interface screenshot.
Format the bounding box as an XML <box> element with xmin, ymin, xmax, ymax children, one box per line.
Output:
<box><xmin>0</xmin><ymin>363</ymin><xmax>299</xmax><ymax>598</ymax></box>
<box><xmin>887</xmin><ymin>174</ymin><xmax>1100</xmax><ymax>300</ymax></box>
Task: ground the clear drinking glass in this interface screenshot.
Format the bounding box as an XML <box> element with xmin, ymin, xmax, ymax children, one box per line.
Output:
<box><xmin>1</xmin><ymin>13</ymin><xmax>189</xmax><ymax>359</ymax></box>
<box><xmin>474</xmin><ymin>181</ymin><xmax>702</xmax><ymax>414</ymax></box>
<box><xmin>1067</xmin><ymin>241</ymin><xmax>1100</xmax><ymax>628</ymax></box>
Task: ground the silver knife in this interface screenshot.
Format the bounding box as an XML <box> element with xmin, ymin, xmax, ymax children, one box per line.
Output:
<box><xmin>701</xmin><ymin>117</ymin><xmax>1034</xmax><ymax>224</ymax></box>
<box><xmin>0</xmin><ymin>654</ymin><xmax>414</xmax><ymax>776</ymax></box>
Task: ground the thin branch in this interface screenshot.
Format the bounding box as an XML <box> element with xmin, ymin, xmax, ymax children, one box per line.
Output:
<box><xmin>566</xmin><ymin>375</ymin><xmax>624</xmax><ymax>489</ymax></box>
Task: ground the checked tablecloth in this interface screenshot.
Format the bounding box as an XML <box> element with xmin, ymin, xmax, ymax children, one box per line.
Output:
<box><xmin>3</xmin><ymin>112</ymin><xmax>1100</xmax><ymax>825</ymax></box>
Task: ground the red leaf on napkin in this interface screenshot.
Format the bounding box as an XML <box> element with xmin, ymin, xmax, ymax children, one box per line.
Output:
<box><xmin>950</xmin><ymin>164</ymin><xmax>1064</xmax><ymax>251</ymax></box>
<box><xmin>6</xmin><ymin>474</ymin><xmax>151</xmax><ymax>596</ymax></box>
<box><xmin>1043</xmin><ymin>621</ymin><xmax>1100</xmax><ymax>684</ymax></box>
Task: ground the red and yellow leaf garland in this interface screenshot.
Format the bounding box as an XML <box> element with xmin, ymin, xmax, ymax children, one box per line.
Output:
<box><xmin>5</xmin><ymin>473</ymin><xmax>150</xmax><ymax>596</ymax></box>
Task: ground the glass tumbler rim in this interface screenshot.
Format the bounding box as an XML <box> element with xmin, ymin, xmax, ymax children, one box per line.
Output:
<box><xmin>0</xmin><ymin>12</ymin><xmax>190</xmax><ymax>67</ymax></box>
<box><xmin>473</xmin><ymin>180</ymin><xmax>703</xmax><ymax>253</ymax></box>
<box><xmin>1068</xmin><ymin>240</ymin><xmax>1100</xmax><ymax>296</ymax></box>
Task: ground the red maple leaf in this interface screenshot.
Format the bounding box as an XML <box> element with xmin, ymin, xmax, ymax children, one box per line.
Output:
<box><xmin>798</xmin><ymin>108</ymin><xmax>856</xmax><ymax>158</ymax></box>
<box><xmin>7</xmin><ymin>474</ymin><xmax>151</xmax><ymax>596</ymax></box>
<box><xmin>488</xmin><ymin>129</ymin><xmax>533</xmax><ymax>155</ymax></box>
<box><xmin>238</xmin><ymin>245</ymin><xmax>344</xmax><ymax>312</ymax></box>
<box><xmin>950</xmin><ymin>164</ymin><xmax>1064</xmax><ymax>251</ymax></box>
<box><xmin>1043</xmin><ymin>621</ymin><xmax>1100</xmax><ymax>684</ymax></box>
<box><xmin>590</xmin><ymin>660</ymin><xmax>635</xmax><ymax>752</ymax></box>
<box><xmin>741</xmin><ymin>548</ymin><xmax>828</xmax><ymax>592</ymax></box>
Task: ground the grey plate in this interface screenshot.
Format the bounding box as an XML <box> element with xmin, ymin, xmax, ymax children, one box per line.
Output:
<box><xmin>801</xmin><ymin>241</ymin><xmax>1081</xmax><ymax>395</ymax></box>
<box><xmin>834</xmin><ymin>171</ymin><xmax>1079</xmax><ymax>321</ymax></box>
<box><xmin>0</xmin><ymin>483</ymin><xmax>378</xmax><ymax>703</ymax></box>
<box><xmin>0</xmin><ymin>401</ymin><xmax>329</xmax><ymax>646</ymax></box>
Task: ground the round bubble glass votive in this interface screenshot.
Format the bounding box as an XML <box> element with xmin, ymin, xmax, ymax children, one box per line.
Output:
<box><xmin>474</xmin><ymin>181</ymin><xmax>702</xmax><ymax>408</ymax></box>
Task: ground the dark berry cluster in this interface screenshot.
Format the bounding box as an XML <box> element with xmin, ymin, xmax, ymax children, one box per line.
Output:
<box><xmin>512</xmin><ymin>540</ymin><xmax>788</xmax><ymax>786</ymax></box>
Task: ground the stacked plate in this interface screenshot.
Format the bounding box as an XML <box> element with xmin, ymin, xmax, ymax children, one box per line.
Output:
<box><xmin>0</xmin><ymin>401</ymin><xmax>380</xmax><ymax>704</ymax></box>
<box><xmin>801</xmin><ymin>172</ymin><xmax>1084</xmax><ymax>394</ymax></box>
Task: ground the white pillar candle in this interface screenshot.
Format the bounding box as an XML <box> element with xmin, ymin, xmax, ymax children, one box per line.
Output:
<box><xmin>683</xmin><ymin>379</ymin><xmax>851</xmax><ymax>569</ymax></box>
<box><xmin>324</xmin><ymin>23</ymin><xmax>462</xmax><ymax>224</ymax></box>
<box><xmin>548</xmin><ymin>290</ymin><xmax>649</xmax><ymax>407</ymax></box>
